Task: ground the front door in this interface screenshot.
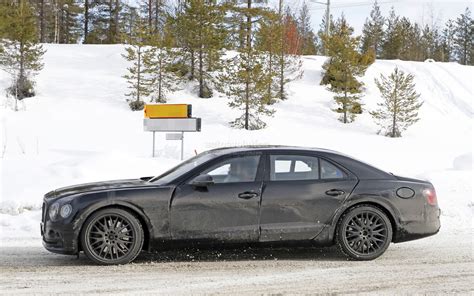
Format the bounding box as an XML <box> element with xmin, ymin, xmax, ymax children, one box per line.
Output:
<box><xmin>170</xmin><ymin>153</ymin><xmax>263</xmax><ymax>242</ymax></box>
<box><xmin>260</xmin><ymin>153</ymin><xmax>358</xmax><ymax>242</ymax></box>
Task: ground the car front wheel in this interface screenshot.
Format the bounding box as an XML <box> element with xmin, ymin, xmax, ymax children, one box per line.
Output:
<box><xmin>336</xmin><ymin>205</ymin><xmax>393</xmax><ymax>260</ymax></box>
<box><xmin>81</xmin><ymin>208</ymin><xmax>144</xmax><ymax>265</ymax></box>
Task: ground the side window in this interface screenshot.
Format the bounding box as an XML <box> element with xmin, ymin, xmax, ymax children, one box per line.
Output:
<box><xmin>199</xmin><ymin>155</ymin><xmax>260</xmax><ymax>184</ymax></box>
<box><xmin>320</xmin><ymin>159</ymin><xmax>346</xmax><ymax>179</ymax></box>
<box><xmin>270</xmin><ymin>155</ymin><xmax>319</xmax><ymax>181</ymax></box>
<box><xmin>274</xmin><ymin>160</ymin><xmax>292</xmax><ymax>173</ymax></box>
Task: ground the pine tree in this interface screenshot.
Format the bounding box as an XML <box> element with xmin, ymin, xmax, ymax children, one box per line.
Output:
<box><xmin>122</xmin><ymin>20</ymin><xmax>154</xmax><ymax>111</ymax></box>
<box><xmin>120</xmin><ymin>4</ymin><xmax>140</xmax><ymax>42</ymax></box>
<box><xmin>147</xmin><ymin>32</ymin><xmax>182</xmax><ymax>103</ymax></box>
<box><xmin>174</xmin><ymin>0</ymin><xmax>227</xmax><ymax>98</ymax></box>
<box><xmin>57</xmin><ymin>0</ymin><xmax>82</xmax><ymax>43</ymax></box>
<box><xmin>0</xmin><ymin>0</ymin><xmax>45</xmax><ymax>109</ymax></box>
<box><xmin>219</xmin><ymin>0</ymin><xmax>274</xmax><ymax>130</ymax></box>
<box><xmin>141</xmin><ymin>0</ymin><xmax>166</xmax><ymax>34</ymax></box>
<box><xmin>297</xmin><ymin>1</ymin><xmax>318</xmax><ymax>55</ymax></box>
<box><xmin>85</xmin><ymin>0</ymin><xmax>123</xmax><ymax>44</ymax></box>
<box><xmin>381</xmin><ymin>7</ymin><xmax>402</xmax><ymax>59</ymax></box>
<box><xmin>317</xmin><ymin>12</ymin><xmax>334</xmax><ymax>55</ymax></box>
<box><xmin>370</xmin><ymin>67</ymin><xmax>423</xmax><ymax>137</ymax></box>
<box><xmin>254</xmin><ymin>3</ymin><xmax>303</xmax><ymax>105</ymax></box>
<box><xmin>453</xmin><ymin>7</ymin><xmax>473</xmax><ymax>65</ymax></box>
<box><xmin>361</xmin><ymin>0</ymin><xmax>384</xmax><ymax>57</ymax></box>
<box><xmin>84</xmin><ymin>0</ymin><xmax>90</xmax><ymax>43</ymax></box>
<box><xmin>321</xmin><ymin>16</ymin><xmax>373</xmax><ymax>123</ymax></box>
<box><xmin>277</xmin><ymin>7</ymin><xmax>303</xmax><ymax>101</ymax></box>
<box><xmin>401</xmin><ymin>19</ymin><xmax>422</xmax><ymax>61</ymax></box>
<box><xmin>255</xmin><ymin>10</ymin><xmax>280</xmax><ymax>104</ymax></box>
<box><xmin>441</xmin><ymin>19</ymin><xmax>455</xmax><ymax>62</ymax></box>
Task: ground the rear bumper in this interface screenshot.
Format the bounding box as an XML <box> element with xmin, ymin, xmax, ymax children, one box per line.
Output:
<box><xmin>394</xmin><ymin>207</ymin><xmax>441</xmax><ymax>243</ymax></box>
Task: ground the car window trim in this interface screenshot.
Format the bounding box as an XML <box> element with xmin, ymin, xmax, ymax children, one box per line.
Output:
<box><xmin>265</xmin><ymin>151</ymin><xmax>356</xmax><ymax>182</ymax></box>
<box><xmin>180</xmin><ymin>152</ymin><xmax>265</xmax><ymax>185</ymax></box>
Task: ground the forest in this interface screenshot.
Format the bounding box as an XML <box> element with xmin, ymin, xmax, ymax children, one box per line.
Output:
<box><xmin>0</xmin><ymin>0</ymin><xmax>472</xmax><ymax>133</ymax></box>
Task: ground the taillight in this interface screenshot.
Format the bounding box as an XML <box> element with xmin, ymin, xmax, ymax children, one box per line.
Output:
<box><xmin>423</xmin><ymin>188</ymin><xmax>437</xmax><ymax>206</ymax></box>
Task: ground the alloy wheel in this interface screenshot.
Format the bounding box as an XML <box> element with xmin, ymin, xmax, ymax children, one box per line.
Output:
<box><xmin>82</xmin><ymin>208</ymin><xmax>143</xmax><ymax>264</ymax></box>
<box><xmin>87</xmin><ymin>214</ymin><xmax>135</xmax><ymax>260</ymax></box>
<box><xmin>344</xmin><ymin>211</ymin><xmax>388</xmax><ymax>255</ymax></box>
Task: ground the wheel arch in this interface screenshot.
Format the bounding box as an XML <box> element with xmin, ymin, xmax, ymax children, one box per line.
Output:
<box><xmin>329</xmin><ymin>199</ymin><xmax>399</xmax><ymax>243</ymax></box>
<box><xmin>75</xmin><ymin>201</ymin><xmax>152</xmax><ymax>252</ymax></box>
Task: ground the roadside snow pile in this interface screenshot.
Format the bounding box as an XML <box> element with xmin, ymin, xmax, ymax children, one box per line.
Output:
<box><xmin>0</xmin><ymin>44</ymin><xmax>472</xmax><ymax>242</ymax></box>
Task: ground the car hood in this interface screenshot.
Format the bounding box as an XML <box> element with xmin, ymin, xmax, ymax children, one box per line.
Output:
<box><xmin>44</xmin><ymin>178</ymin><xmax>152</xmax><ymax>200</ymax></box>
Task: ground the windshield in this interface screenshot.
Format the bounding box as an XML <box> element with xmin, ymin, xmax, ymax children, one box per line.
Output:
<box><xmin>149</xmin><ymin>151</ymin><xmax>217</xmax><ymax>185</ymax></box>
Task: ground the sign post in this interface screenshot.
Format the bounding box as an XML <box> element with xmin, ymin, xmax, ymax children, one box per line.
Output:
<box><xmin>152</xmin><ymin>131</ymin><xmax>155</xmax><ymax>158</ymax></box>
<box><xmin>144</xmin><ymin>104</ymin><xmax>201</xmax><ymax>159</ymax></box>
<box><xmin>181</xmin><ymin>132</ymin><xmax>184</xmax><ymax>160</ymax></box>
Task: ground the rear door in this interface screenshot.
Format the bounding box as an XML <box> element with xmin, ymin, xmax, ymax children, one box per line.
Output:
<box><xmin>260</xmin><ymin>153</ymin><xmax>358</xmax><ymax>242</ymax></box>
<box><xmin>170</xmin><ymin>153</ymin><xmax>263</xmax><ymax>242</ymax></box>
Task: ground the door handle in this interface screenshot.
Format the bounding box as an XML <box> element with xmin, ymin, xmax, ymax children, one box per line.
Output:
<box><xmin>325</xmin><ymin>189</ymin><xmax>345</xmax><ymax>196</ymax></box>
<box><xmin>238</xmin><ymin>191</ymin><xmax>259</xmax><ymax>199</ymax></box>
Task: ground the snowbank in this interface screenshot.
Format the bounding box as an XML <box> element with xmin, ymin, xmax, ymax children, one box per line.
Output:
<box><xmin>0</xmin><ymin>44</ymin><xmax>472</xmax><ymax>241</ymax></box>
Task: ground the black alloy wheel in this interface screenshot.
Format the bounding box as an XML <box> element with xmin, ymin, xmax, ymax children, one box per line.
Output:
<box><xmin>81</xmin><ymin>208</ymin><xmax>144</xmax><ymax>265</ymax></box>
<box><xmin>336</xmin><ymin>205</ymin><xmax>393</xmax><ymax>260</ymax></box>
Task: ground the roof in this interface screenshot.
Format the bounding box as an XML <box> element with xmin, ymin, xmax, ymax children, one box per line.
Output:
<box><xmin>207</xmin><ymin>145</ymin><xmax>343</xmax><ymax>155</ymax></box>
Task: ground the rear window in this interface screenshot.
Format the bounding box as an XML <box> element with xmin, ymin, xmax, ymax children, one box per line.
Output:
<box><xmin>270</xmin><ymin>155</ymin><xmax>347</xmax><ymax>181</ymax></box>
<box><xmin>320</xmin><ymin>159</ymin><xmax>346</xmax><ymax>179</ymax></box>
<box><xmin>270</xmin><ymin>155</ymin><xmax>319</xmax><ymax>181</ymax></box>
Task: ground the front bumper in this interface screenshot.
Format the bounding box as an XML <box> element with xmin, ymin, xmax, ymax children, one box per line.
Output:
<box><xmin>41</xmin><ymin>218</ymin><xmax>79</xmax><ymax>255</ymax></box>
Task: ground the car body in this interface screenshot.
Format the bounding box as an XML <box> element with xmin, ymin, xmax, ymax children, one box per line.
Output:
<box><xmin>41</xmin><ymin>146</ymin><xmax>441</xmax><ymax>264</ymax></box>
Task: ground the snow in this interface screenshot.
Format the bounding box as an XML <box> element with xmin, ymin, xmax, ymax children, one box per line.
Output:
<box><xmin>0</xmin><ymin>44</ymin><xmax>473</xmax><ymax>243</ymax></box>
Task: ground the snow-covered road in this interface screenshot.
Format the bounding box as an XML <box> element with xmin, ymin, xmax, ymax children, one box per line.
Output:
<box><xmin>1</xmin><ymin>228</ymin><xmax>472</xmax><ymax>295</ymax></box>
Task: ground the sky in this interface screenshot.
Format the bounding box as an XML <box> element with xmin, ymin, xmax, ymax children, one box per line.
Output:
<box><xmin>275</xmin><ymin>0</ymin><xmax>473</xmax><ymax>34</ymax></box>
<box><xmin>127</xmin><ymin>0</ymin><xmax>472</xmax><ymax>34</ymax></box>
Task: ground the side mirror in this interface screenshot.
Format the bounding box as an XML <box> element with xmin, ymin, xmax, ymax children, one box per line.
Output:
<box><xmin>190</xmin><ymin>174</ymin><xmax>214</xmax><ymax>188</ymax></box>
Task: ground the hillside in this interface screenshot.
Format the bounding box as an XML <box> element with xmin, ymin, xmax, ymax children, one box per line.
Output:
<box><xmin>0</xmin><ymin>44</ymin><xmax>472</xmax><ymax>241</ymax></box>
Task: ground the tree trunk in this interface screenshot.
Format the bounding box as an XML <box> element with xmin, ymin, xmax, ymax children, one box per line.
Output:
<box><xmin>343</xmin><ymin>95</ymin><xmax>347</xmax><ymax>123</ymax></box>
<box><xmin>148</xmin><ymin>0</ymin><xmax>152</xmax><ymax>32</ymax></box>
<box><xmin>65</xmin><ymin>10</ymin><xmax>70</xmax><ymax>43</ymax></box>
<box><xmin>54</xmin><ymin>0</ymin><xmax>59</xmax><ymax>43</ymax></box>
<box><xmin>391</xmin><ymin>78</ymin><xmax>398</xmax><ymax>137</ymax></box>
<box><xmin>190</xmin><ymin>49</ymin><xmax>195</xmax><ymax>80</ymax></box>
<box><xmin>158</xmin><ymin>57</ymin><xmax>163</xmax><ymax>102</ymax></box>
<box><xmin>19</xmin><ymin>40</ymin><xmax>25</xmax><ymax>100</ymax></box>
<box><xmin>198</xmin><ymin>16</ymin><xmax>204</xmax><ymax>98</ymax></box>
<box><xmin>199</xmin><ymin>47</ymin><xmax>204</xmax><ymax>97</ymax></box>
<box><xmin>39</xmin><ymin>0</ymin><xmax>45</xmax><ymax>42</ymax></box>
<box><xmin>84</xmin><ymin>0</ymin><xmax>89</xmax><ymax>43</ymax></box>
<box><xmin>278</xmin><ymin>0</ymin><xmax>284</xmax><ymax>101</ymax></box>
<box><xmin>137</xmin><ymin>47</ymin><xmax>141</xmax><ymax>102</ymax></box>
<box><xmin>267</xmin><ymin>52</ymin><xmax>273</xmax><ymax>101</ymax></box>
<box><xmin>114</xmin><ymin>0</ymin><xmax>120</xmax><ymax>43</ymax></box>
<box><xmin>343</xmin><ymin>71</ymin><xmax>348</xmax><ymax>124</ymax></box>
<box><xmin>154</xmin><ymin>0</ymin><xmax>161</xmax><ymax>33</ymax></box>
<box><xmin>244</xmin><ymin>0</ymin><xmax>252</xmax><ymax>130</ymax></box>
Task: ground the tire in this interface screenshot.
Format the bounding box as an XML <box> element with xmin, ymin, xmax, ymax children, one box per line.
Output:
<box><xmin>336</xmin><ymin>205</ymin><xmax>392</xmax><ymax>260</ymax></box>
<box><xmin>80</xmin><ymin>208</ymin><xmax>144</xmax><ymax>265</ymax></box>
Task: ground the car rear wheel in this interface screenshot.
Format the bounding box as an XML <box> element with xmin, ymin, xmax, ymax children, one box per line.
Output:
<box><xmin>336</xmin><ymin>205</ymin><xmax>392</xmax><ymax>260</ymax></box>
<box><xmin>81</xmin><ymin>208</ymin><xmax>144</xmax><ymax>265</ymax></box>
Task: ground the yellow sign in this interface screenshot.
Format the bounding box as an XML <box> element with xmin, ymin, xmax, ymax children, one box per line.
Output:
<box><xmin>144</xmin><ymin>104</ymin><xmax>192</xmax><ymax>118</ymax></box>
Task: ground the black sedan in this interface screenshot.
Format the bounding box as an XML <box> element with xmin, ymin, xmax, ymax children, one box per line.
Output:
<box><xmin>41</xmin><ymin>146</ymin><xmax>440</xmax><ymax>264</ymax></box>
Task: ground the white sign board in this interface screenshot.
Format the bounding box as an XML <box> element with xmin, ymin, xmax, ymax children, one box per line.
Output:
<box><xmin>143</xmin><ymin>118</ymin><xmax>201</xmax><ymax>132</ymax></box>
<box><xmin>166</xmin><ymin>133</ymin><xmax>184</xmax><ymax>140</ymax></box>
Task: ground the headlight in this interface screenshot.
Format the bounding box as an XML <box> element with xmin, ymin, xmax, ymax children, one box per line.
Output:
<box><xmin>60</xmin><ymin>204</ymin><xmax>73</xmax><ymax>219</ymax></box>
<box><xmin>49</xmin><ymin>203</ymin><xmax>59</xmax><ymax>220</ymax></box>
